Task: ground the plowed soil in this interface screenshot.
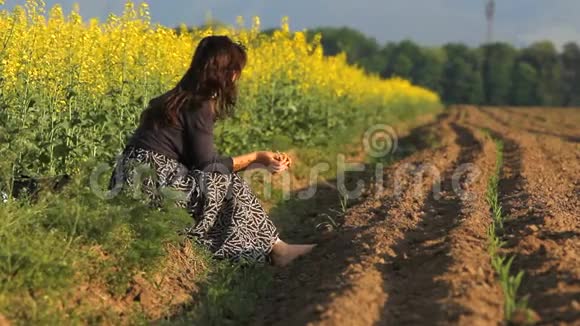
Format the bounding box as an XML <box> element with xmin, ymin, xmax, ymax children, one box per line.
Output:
<box><xmin>255</xmin><ymin>106</ymin><xmax>580</xmax><ymax>326</ymax></box>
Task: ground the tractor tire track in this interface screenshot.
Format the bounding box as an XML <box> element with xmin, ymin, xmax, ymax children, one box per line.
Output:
<box><xmin>313</xmin><ymin>115</ymin><xmax>463</xmax><ymax>326</ymax></box>
<box><xmin>257</xmin><ymin>110</ymin><xmax>505</xmax><ymax>326</ymax></box>
<box><xmin>255</xmin><ymin>113</ymin><xmax>460</xmax><ymax>326</ymax></box>
<box><xmin>377</xmin><ymin>116</ymin><xmax>502</xmax><ymax>325</ymax></box>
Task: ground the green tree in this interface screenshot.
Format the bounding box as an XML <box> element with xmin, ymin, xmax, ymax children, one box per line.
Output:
<box><xmin>390</xmin><ymin>54</ymin><xmax>414</xmax><ymax>77</ymax></box>
<box><xmin>382</xmin><ymin>40</ymin><xmax>421</xmax><ymax>78</ymax></box>
<box><xmin>511</xmin><ymin>62</ymin><xmax>540</xmax><ymax>105</ymax></box>
<box><xmin>414</xmin><ymin>47</ymin><xmax>446</xmax><ymax>94</ymax></box>
<box><xmin>519</xmin><ymin>41</ymin><xmax>563</xmax><ymax>105</ymax></box>
<box><xmin>481</xmin><ymin>42</ymin><xmax>517</xmax><ymax>105</ymax></box>
<box><xmin>441</xmin><ymin>43</ymin><xmax>484</xmax><ymax>104</ymax></box>
<box><xmin>299</xmin><ymin>25</ymin><xmax>579</xmax><ymax>107</ymax></box>
<box><xmin>377</xmin><ymin>42</ymin><xmax>397</xmax><ymax>77</ymax></box>
<box><xmin>307</xmin><ymin>27</ymin><xmax>383</xmax><ymax>72</ymax></box>
<box><xmin>561</xmin><ymin>42</ymin><xmax>580</xmax><ymax>106</ymax></box>
<box><xmin>380</xmin><ymin>41</ymin><xmax>445</xmax><ymax>94</ymax></box>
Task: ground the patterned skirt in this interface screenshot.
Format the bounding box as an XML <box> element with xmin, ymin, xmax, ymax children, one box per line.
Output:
<box><xmin>109</xmin><ymin>146</ymin><xmax>279</xmax><ymax>263</ymax></box>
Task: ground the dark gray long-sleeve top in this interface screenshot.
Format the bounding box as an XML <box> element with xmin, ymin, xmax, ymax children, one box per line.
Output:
<box><xmin>128</xmin><ymin>99</ymin><xmax>234</xmax><ymax>173</ymax></box>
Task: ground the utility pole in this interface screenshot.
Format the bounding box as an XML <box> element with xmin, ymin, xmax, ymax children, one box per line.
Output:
<box><xmin>486</xmin><ymin>0</ymin><xmax>495</xmax><ymax>43</ymax></box>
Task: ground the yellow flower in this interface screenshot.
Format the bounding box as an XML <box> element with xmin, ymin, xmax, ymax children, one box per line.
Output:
<box><xmin>0</xmin><ymin>1</ymin><xmax>439</xmax><ymax>124</ymax></box>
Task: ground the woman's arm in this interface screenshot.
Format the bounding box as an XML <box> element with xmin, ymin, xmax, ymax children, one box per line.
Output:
<box><xmin>233</xmin><ymin>151</ymin><xmax>291</xmax><ymax>173</ymax></box>
<box><xmin>184</xmin><ymin>101</ymin><xmax>291</xmax><ymax>173</ymax></box>
<box><xmin>232</xmin><ymin>152</ymin><xmax>259</xmax><ymax>172</ymax></box>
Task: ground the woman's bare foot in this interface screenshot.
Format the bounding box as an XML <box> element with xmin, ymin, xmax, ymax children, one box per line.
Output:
<box><xmin>270</xmin><ymin>239</ymin><xmax>316</xmax><ymax>267</ymax></box>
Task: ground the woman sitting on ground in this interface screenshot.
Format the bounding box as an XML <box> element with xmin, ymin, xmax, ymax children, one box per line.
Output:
<box><xmin>109</xmin><ymin>35</ymin><xmax>315</xmax><ymax>266</ymax></box>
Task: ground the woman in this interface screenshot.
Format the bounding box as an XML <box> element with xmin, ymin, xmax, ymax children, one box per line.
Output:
<box><xmin>109</xmin><ymin>36</ymin><xmax>315</xmax><ymax>266</ymax></box>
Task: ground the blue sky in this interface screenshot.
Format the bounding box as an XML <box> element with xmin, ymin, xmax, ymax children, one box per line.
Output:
<box><xmin>3</xmin><ymin>0</ymin><xmax>580</xmax><ymax>47</ymax></box>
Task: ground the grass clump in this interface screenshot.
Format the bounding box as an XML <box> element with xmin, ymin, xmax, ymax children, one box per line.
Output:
<box><xmin>169</xmin><ymin>262</ymin><xmax>273</xmax><ymax>326</ymax></box>
<box><xmin>0</xmin><ymin>168</ymin><xmax>194</xmax><ymax>323</ymax></box>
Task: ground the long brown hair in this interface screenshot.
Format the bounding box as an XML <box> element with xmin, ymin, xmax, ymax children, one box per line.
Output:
<box><xmin>141</xmin><ymin>35</ymin><xmax>247</xmax><ymax>127</ymax></box>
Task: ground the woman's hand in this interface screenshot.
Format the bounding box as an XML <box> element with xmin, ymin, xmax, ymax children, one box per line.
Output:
<box><xmin>257</xmin><ymin>151</ymin><xmax>292</xmax><ymax>174</ymax></box>
<box><xmin>274</xmin><ymin>151</ymin><xmax>292</xmax><ymax>166</ymax></box>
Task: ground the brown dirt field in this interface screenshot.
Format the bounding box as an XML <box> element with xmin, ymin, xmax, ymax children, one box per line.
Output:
<box><xmin>65</xmin><ymin>241</ymin><xmax>205</xmax><ymax>324</ymax></box>
<box><xmin>466</xmin><ymin>106</ymin><xmax>580</xmax><ymax>325</ymax></box>
<box><xmin>254</xmin><ymin>106</ymin><xmax>579</xmax><ymax>325</ymax></box>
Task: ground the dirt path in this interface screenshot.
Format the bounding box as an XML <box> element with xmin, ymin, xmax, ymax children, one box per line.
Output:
<box><xmin>465</xmin><ymin>106</ymin><xmax>580</xmax><ymax>324</ymax></box>
<box><xmin>254</xmin><ymin>106</ymin><xmax>579</xmax><ymax>326</ymax></box>
<box><xmin>375</xmin><ymin>119</ymin><xmax>502</xmax><ymax>325</ymax></box>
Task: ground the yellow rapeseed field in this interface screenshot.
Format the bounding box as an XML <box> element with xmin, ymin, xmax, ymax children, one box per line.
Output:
<box><xmin>0</xmin><ymin>1</ymin><xmax>437</xmax><ymax>103</ymax></box>
<box><xmin>0</xmin><ymin>2</ymin><xmax>442</xmax><ymax>323</ymax></box>
<box><xmin>0</xmin><ymin>0</ymin><xmax>439</xmax><ymax>174</ymax></box>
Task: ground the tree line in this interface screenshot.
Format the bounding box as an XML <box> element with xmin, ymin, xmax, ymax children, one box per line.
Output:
<box><xmin>305</xmin><ymin>27</ymin><xmax>580</xmax><ymax>107</ymax></box>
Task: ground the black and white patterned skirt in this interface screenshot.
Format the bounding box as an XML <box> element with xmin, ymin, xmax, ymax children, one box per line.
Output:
<box><xmin>109</xmin><ymin>146</ymin><xmax>279</xmax><ymax>263</ymax></box>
